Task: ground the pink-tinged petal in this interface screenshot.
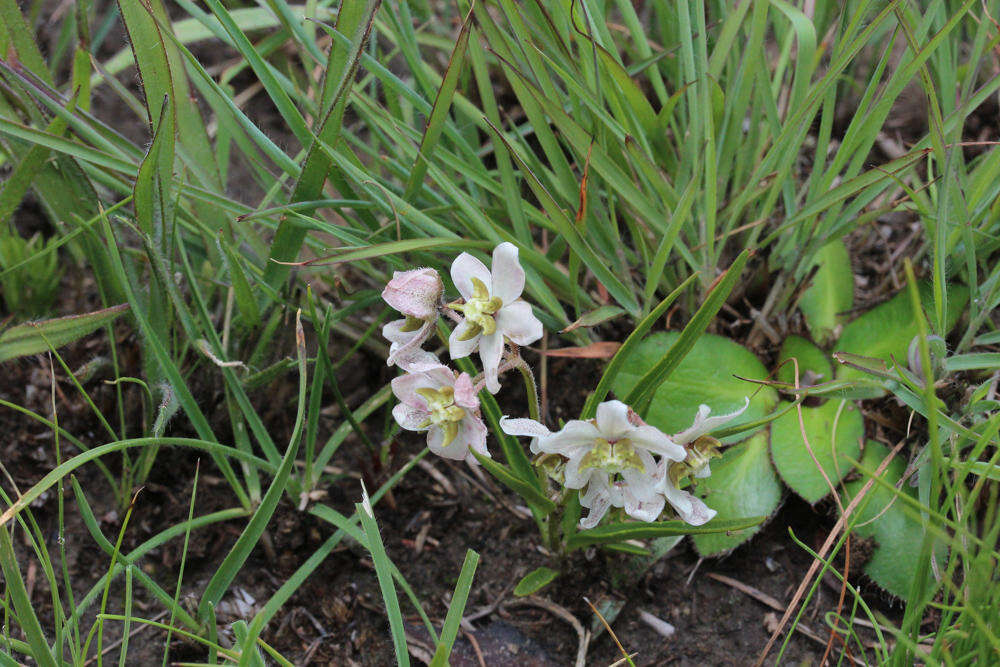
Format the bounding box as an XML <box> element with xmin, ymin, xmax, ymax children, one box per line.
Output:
<box><xmin>595</xmin><ymin>400</ymin><xmax>633</xmax><ymax>440</ymax></box>
<box><xmin>671</xmin><ymin>398</ymin><xmax>750</xmax><ymax>445</ymax></box>
<box><xmin>453</xmin><ymin>372</ymin><xmax>479</xmax><ymax>409</ymax></box>
<box><xmin>490</xmin><ymin>242</ymin><xmax>526</xmax><ymax>303</ymax></box>
<box><xmin>383</xmin><ymin>318</ymin><xmax>416</xmax><ymax>345</ymax></box>
<box><xmin>629</xmin><ymin>425</ymin><xmax>686</xmax><ymax>461</ymax></box>
<box><xmin>392</xmin><ymin>346</ymin><xmax>441</xmax><ymax>373</ymax></box>
<box><xmin>448</xmin><ymin>320</ymin><xmax>480</xmax><ymax>359</ymax></box>
<box><xmin>450</xmin><ymin>252</ymin><xmax>492</xmax><ymax>300</ymax></box>
<box><xmin>391</xmin><ymin>372</ymin><xmax>434</xmax><ymax>408</ymax></box>
<box><xmin>423</xmin><ymin>365</ymin><xmax>458</xmax><ymax>388</ymax></box>
<box><xmin>478</xmin><ymin>331</ymin><xmax>504</xmax><ymax>394</ymax></box>
<box><xmin>495</xmin><ymin>301</ymin><xmax>543</xmax><ymax>346</ymax></box>
<box><xmin>392</xmin><ymin>403</ymin><xmax>429</xmax><ymax>431</ymax></box>
<box><xmin>382</xmin><ymin>268</ymin><xmax>442</xmax><ymax>320</ymax></box>
<box><xmin>426</xmin><ymin>426</ymin><xmax>465</xmax><ymax>461</ymax></box>
<box><xmin>460</xmin><ymin>417</ymin><xmax>490</xmax><ymax>465</ymax></box>
<box><xmin>534</xmin><ymin>420</ymin><xmax>600</xmax><ymax>456</ymax></box>
<box><xmin>499</xmin><ymin>417</ymin><xmax>551</xmax><ymax>439</ymax></box>
<box><xmin>661</xmin><ymin>480</ymin><xmax>716</xmax><ymax>526</ymax></box>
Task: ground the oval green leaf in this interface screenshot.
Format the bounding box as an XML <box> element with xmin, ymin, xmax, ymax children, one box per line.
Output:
<box><xmin>692</xmin><ymin>433</ymin><xmax>782</xmax><ymax>556</ymax></box>
<box><xmin>844</xmin><ymin>442</ymin><xmax>944</xmax><ymax>600</ymax></box>
<box><xmin>770</xmin><ymin>400</ymin><xmax>863</xmax><ymax>503</ymax></box>
<box><xmin>776</xmin><ymin>335</ymin><xmax>832</xmax><ymax>386</ymax></box>
<box><xmin>612</xmin><ymin>332</ymin><xmax>778</xmax><ymax>442</ymax></box>
<box><xmin>799</xmin><ymin>240</ymin><xmax>853</xmax><ymax>346</ymax></box>
<box><xmin>513</xmin><ymin>566</ymin><xmax>560</xmax><ymax>597</ymax></box>
<box><xmin>834</xmin><ymin>282</ymin><xmax>968</xmax><ymax>396</ymax></box>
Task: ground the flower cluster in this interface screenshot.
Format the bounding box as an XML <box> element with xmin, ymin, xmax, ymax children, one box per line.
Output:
<box><xmin>501</xmin><ymin>399</ymin><xmax>747</xmax><ymax>528</ymax></box>
<box><xmin>383</xmin><ymin>243</ymin><xmax>543</xmax><ymax>463</ymax></box>
<box><xmin>382</xmin><ymin>243</ymin><xmax>748</xmax><ymax>529</ymax></box>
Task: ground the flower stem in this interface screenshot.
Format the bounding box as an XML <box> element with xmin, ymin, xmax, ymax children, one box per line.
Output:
<box><xmin>515</xmin><ymin>356</ymin><xmax>540</xmax><ymax>423</ymax></box>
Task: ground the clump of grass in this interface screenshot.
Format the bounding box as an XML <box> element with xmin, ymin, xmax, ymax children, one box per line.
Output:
<box><xmin>0</xmin><ymin>0</ymin><xmax>998</xmax><ymax>664</ymax></box>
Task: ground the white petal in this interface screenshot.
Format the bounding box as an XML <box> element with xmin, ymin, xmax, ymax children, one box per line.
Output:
<box><xmin>495</xmin><ymin>301</ymin><xmax>543</xmax><ymax>346</ymax></box>
<box><xmin>535</xmin><ymin>420</ymin><xmax>600</xmax><ymax>456</ymax></box>
<box><xmin>392</xmin><ymin>403</ymin><xmax>429</xmax><ymax>431</ymax></box>
<box><xmin>671</xmin><ymin>397</ymin><xmax>750</xmax><ymax>445</ymax></box>
<box><xmin>661</xmin><ymin>480</ymin><xmax>716</xmax><ymax>526</ymax></box>
<box><xmin>629</xmin><ymin>425</ymin><xmax>686</xmax><ymax>461</ymax></box>
<box><xmin>490</xmin><ymin>242</ymin><xmax>526</xmax><ymax>303</ymax></box>
<box><xmin>563</xmin><ymin>453</ymin><xmax>590</xmax><ymax>489</ymax></box>
<box><xmin>595</xmin><ymin>400</ymin><xmax>633</xmax><ymax>440</ymax></box>
<box><xmin>499</xmin><ymin>417</ymin><xmax>551</xmax><ymax>439</ymax></box>
<box><xmin>579</xmin><ymin>481</ymin><xmax>613</xmax><ymax>529</ymax></box>
<box><xmin>426</xmin><ymin>425</ymin><xmax>466</xmax><ymax>461</ymax></box>
<box><xmin>383</xmin><ymin>319</ymin><xmax>417</xmax><ymax>345</ymax></box>
<box><xmin>622</xmin><ymin>480</ymin><xmax>665</xmax><ymax>523</ymax></box>
<box><xmin>461</xmin><ymin>417</ymin><xmax>490</xmax><ymax>464</ymax></box>
<box><xmin>450</xmin><ymin>252</ymin><xmax>492</xmax><ymax>300</ymax></box>
<box><xmin>478</xmin><ymin>331</ymin><xmax>505</xmax><ymax>394</ymax></box>
<box><xmin>448</xmin><ymin>320</ymin><xmax>480</xmax><ymax>359</ymax></box>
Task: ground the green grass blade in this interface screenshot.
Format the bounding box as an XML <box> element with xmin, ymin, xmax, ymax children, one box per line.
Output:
<box><xmin>357</xmin><ymin>489</ymin><xmax>410</xmax><ymax>667</ymax></box>
<box><xmin>196</xmin><ymin>312</ymin><xmax>308</xmax><ymax>622</ymax></box>
<box><xmin>429</xmin><ymin>549</ymin><xmax>480</xmax><ymax>667</ymax></box>
<box><xmin>625</xmin><ymin>250</ymin><xmax>750</xmax><ymax>414</ymax></box>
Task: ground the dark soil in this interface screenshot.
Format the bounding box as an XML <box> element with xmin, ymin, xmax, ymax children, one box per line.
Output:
<box><xmin>1</xmin><ymin>315</ymin><xmax>905</xmax><ymax>666</ymax></box>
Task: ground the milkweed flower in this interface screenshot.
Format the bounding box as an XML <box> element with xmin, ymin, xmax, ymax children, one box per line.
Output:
<box><xmin>448</xmin><ymin>243</ymin><xmax>543</xmax><ymax>394</ymax></box>
<box><xmin>655</xmin><ymin>398</ymin><xmax>750</xmax><ymax>526</ymax></box>
<box><xmin>382</xmin><ymin>268</ymin><xmax>443</xmax><ymax>369</ymax></box>
<box><xmin>501</xmin><ymin>401</ymin><xmax>686</xmax><ymax>528</ymax></box>
<box><xmin>391</xmin><ymin>364</ymin><xmax>489</xmax><ymax>465</ymax></box>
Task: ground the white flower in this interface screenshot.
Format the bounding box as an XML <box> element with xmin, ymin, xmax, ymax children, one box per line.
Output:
<box><xmin>448</xmin><ymin>243</ymin><xmax>543</xmax><ymax>393</ymax></box>
<box><xmin>654</xmin><ymin>399</ymin><xmax>750</xmax><ymax>526</ymax></box>
<box><xmin>391</xmin><ymin>365</ymin><xmax>489</xmax><ymax>465</ymax></box>
<box><xmin>501</xmin><ymin>401</ymin><xmax>685</xmax><ymax>528</ymax></box>
<box><xmin>382</xmin><ymin>268</ymin><xmax>443</xmax><ymax>370</ymax></box>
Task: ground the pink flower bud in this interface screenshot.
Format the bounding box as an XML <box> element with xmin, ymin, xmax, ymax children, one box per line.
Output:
<box><xmin>382</xmin><ymin>268</ymin><xmax>443</xmax><ymax>321</ymax></box>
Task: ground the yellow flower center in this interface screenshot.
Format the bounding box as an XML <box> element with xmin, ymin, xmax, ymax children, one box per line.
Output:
<box><xmin>449</xmin><ymin>277</ymin><xmax>502</xmax><ymax>340</ymax></box>
<box><xmin>578</xmin><ymin>437</ymin><xmax>644</xmax><ymax>474</ymax></box>
<box><xmin>416</xmin><ymin>386</ymin><xmax>466</xmax><ymax>448</ymax></box>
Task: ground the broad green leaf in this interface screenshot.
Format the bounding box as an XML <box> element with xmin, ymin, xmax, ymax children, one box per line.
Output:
<box><xmin>844</xmin><ymin>442</ymin><xmax>943</xmax><ymax>600</ymax></box>
<box><xmin>0</xmin><ymin>304</ymin><xmax>129</xmax><ymax>363</ymax></box>
<box><xmin>692</xmin><ymin>433</ymin><xmax>782</xmax><ymax>556</ymax></box>
<box><xmin>613</xmin><ymin>331</ymin><xmax>777</xmax><ymax>441</ymax></box>
<box><xmin>513</xmin><ymin>566</ymin><xmax>559</xmax><ymax>597</ymax></box>
<box><xmin>770</xmin><ymin>400</ymin><xmax>863</xmax><ymax>503</ymax></box>
<box><xmin>798</xmin><ymin>240</ymin><xmax>853</xmax><ymax>346</ymax></box>
<box><xmin>776</xmin><ymin>335</ymin><xmax>832</xmax><ymax>385</ymax></box>
<box><xmin>835</xmin><ymin>282</ymin><xmax>968</xmax><ymax>395</ymax></box>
